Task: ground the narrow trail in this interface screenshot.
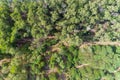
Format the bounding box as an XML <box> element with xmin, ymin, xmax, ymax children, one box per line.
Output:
<box><xmin>80</xmin><ymin>42</ymin><xmax>120</xmax><ymax>48</ymax></box>
<box><xmin>49</xmin><ymin>41</ymin><xmax>120</xmax><ymax>53</ymax></box>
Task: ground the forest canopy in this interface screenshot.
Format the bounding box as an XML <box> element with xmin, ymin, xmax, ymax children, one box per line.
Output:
<box><xmin>0</xmin><ymin>0</ymin><xmax>120</xmax><ymax>80</ymax></box>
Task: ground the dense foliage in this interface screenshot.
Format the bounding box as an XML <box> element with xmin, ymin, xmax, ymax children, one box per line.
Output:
<box><xmin>0</xmin><ymin>0</ymin><xmax>120</xmax><ymax>80</ymax></box>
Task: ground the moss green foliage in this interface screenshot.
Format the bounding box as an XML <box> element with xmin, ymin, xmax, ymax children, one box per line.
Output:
<box><xmin>0</xmin><ymin>0</ymin><xmax>120</xmax><ymax>80</ymax></box>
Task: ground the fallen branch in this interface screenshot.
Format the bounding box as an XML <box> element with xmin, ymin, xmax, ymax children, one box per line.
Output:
<box><xmin>76</xmin><ymin>64</ymin><xmax>89</xmax><ymax>68</ymax></box>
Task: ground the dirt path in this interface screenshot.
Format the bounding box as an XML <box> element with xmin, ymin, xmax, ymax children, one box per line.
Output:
<box><xmin>80</xmin><ymin>42</ymin><xmax>120</xmax><ymax>48</ymax></box>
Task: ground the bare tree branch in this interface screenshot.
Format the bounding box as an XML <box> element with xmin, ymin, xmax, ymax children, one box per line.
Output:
<box><xmin>76</xmin><ymin>64</ymin><xmax>89</xmax><ymax>68</ymax></box>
